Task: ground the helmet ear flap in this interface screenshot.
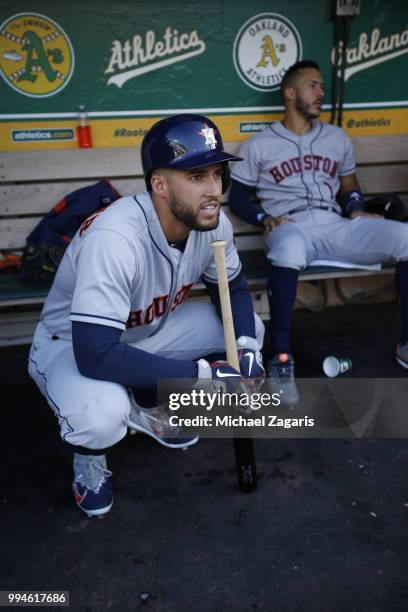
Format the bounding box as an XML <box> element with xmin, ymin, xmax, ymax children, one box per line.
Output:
<box><xmin>222</xmin><ymin>165</ymin><xmax>231</xmax><ymax>194</ymax></box>
<box><xmin>145</xmin><ymin>170</ymin><xmax>153</xmax><ymax>192</ymax></box>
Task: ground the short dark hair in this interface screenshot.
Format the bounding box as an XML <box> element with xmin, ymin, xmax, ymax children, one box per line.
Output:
<box><xmin>281</xmin><ymin>60</ymin><xmax>320</xmax><ymax>92</ymax></box>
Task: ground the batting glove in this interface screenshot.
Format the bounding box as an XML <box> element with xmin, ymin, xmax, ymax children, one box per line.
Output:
<box><xmin>197</xmin><ymin>358</ymin><xmax>244</xmax><ymax>394</ymax></box>
<box><xmin>236</xmin><ymin>336</ymin><xmax>265</xmax><ymax>390</ymax></box>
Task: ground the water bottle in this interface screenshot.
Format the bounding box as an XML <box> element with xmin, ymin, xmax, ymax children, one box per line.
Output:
<box><xmin>76</xmin><ymin>105</ymin><xmax>93</xmax><ymax>148</ymax></box>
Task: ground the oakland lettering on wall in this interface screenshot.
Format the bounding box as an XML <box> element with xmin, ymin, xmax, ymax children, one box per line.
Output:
<box><xmin>332</xmin><ymin>26</ymin><xmax>408</xmax><ymax>81</ymax></box>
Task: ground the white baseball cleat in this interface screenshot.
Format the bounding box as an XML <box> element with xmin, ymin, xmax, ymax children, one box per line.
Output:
<box><xmin>72</xmin><ymin>454</ymin><xmax>113</xmax><ymax>518</ymax></box>
<box><xmin>127</xmin><ymin>393</ymin><xmax>199</xmax><ymax>449</ymax></box>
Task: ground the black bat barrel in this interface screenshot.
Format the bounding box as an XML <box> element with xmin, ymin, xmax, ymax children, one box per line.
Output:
<box><xmin>233</xmin><ymin>437</ymin><xmax>258</xmax><ymax>492</ymax></box>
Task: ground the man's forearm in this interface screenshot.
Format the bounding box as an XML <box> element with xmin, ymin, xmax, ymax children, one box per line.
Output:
<box><xmin>72</xmin><ymin>321</ymin><xmax>198</xmax><ymax>387</ymax></box>
<box><xmin>229</xmin><ymin>179</ymin><xmax>268</xmax><ymax>227</ymax></box>
<box><xmin>204</xmin><ymin>272</ymin><xmax>256</xmax><ymax>340</ymax></box>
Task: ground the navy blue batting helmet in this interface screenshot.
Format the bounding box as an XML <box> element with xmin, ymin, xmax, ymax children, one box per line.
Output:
<box><xmin>141</xmin><ymin>114</ymin><xmax>242</xmax><ymax>193</ymax></box>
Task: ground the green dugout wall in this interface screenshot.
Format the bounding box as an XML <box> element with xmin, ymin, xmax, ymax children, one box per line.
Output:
<box><xmin>0</xmin><ymin>0</ymin><xmax>407</xmax><ymax>150</ymax></box>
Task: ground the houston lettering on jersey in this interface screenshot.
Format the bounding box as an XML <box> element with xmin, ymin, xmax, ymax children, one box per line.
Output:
<box><xmin>79</xmin><ymin>206</ymin><xmax>110</xmax><ymax>236</ymax></box>
<box><xmin>270</xmin><ymin>155</ymin><xmax>338</xmax><ymax>184</ymax></box>
<box><xmin>126</xmin><ymin>282</ymin><xmax>194</xmax><ymax>328</ymax></box>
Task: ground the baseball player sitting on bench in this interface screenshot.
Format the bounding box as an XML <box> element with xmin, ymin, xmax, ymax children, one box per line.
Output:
<box><xmin>229</xmin><ymin>60</ymin><xmax>408</xmax><ymax>405</ymax></box>
<box><xmin>28</xmin><ymin>114</ymin><xmax>265</xmax><ymax>517</ymax></box>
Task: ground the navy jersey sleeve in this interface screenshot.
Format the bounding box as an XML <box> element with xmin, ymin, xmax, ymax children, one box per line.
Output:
<box><xmin>229</xmin><ymin>178</ymin><xmax>269</xmax><ymax>226</ymax></box>
<box><xmin>72</xmin><ymin>321</ymin><xmax>198</xmax><ymax>387</ymax></box>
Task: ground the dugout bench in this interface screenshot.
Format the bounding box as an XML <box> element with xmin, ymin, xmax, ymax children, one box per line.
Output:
<box><xmin>0</xmin><ymin>134</ymin><xmax>407</xmax><ymax>347</ymax></box>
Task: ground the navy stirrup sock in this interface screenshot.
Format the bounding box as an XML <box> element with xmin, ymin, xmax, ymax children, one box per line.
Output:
<box><xmin>395</xmin><ymin>260</ymin><xmax>408</xmax><ymax>344</ymax></box>
<box><xmin>267</xmin><ymin>265</ymin><xmax>299</xmax><ymax>355</ymax></box>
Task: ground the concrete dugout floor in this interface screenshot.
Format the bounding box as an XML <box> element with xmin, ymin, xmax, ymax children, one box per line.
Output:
<box><xmin>1</xmin><ymin>302</ymin><xmax>408</xmax><ymax>611</ymax></box>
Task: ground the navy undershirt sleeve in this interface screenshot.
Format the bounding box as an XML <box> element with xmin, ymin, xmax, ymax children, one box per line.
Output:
<box><xmin>204</xmin><ymin>271</ymin><xmax>256</xmax><ymax>339</ymax></box>
<box><xmin>229</xmin><ymin>178</ymin><xmax>268</xmax><ymax>227</ymax></box>
<box><xmin>72</xmin><ymin>321</ymin><xmax>198</xmax><ymax>388</ymax></box>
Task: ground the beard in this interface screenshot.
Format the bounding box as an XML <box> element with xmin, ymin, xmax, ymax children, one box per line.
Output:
<box><xmin>168</xmin><ymin>193</ymin><xmax>220</xmax><ymax>231</ymax></box>
<box><xmin>295</xmin><ymin>96</ymin><xmax>320</xmax><ymax>120</ymax></box>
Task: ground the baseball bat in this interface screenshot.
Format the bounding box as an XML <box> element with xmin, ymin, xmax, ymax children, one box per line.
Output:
<box><xmin>210</xmin><ymin>240</ymin><xmax>258</xmax><ymax>493</ymax></box>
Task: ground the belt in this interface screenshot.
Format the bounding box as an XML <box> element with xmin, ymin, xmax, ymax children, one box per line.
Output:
<box><xmin>286</xmin><ymin>205</ymin><xmax>340</xmax><ymax>216</ymax></box>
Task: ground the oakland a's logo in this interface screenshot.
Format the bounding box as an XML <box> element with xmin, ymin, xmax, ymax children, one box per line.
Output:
<box><xmin>0</xmin><ymin>12</ymin><xmax>74</xmax><ymax>97</ymax></box>
<box><xmin>233</xmin><ymin>13</ymin><xmax>302</xmax><ymax>92</ymax></box>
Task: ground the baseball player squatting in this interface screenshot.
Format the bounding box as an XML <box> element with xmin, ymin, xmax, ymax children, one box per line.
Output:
<box><xmin>230</xmin><ymin>60</ymin><xmax>408</xmax><ymax>404</ymax></box>
<box><xmin>28</xmin><ymin>114</ymin><xmax>265</xmax><ymax>517</ymax></box>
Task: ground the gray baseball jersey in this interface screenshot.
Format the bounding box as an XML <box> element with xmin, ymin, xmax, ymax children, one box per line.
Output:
<box><xmin>39</xmin><ymin>192</ymin><xmax>241</xmax><ymax>343</ymax></box>
<box><xmin>231</xmin><ymin>120</ymin><xmax>355</xmax><ymax>217</ymax></box>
